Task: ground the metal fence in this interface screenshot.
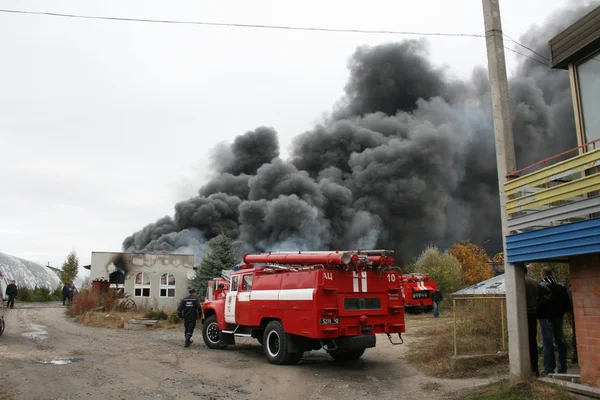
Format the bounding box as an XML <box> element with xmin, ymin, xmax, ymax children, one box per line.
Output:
<box><xmin>452</xmin><ymin>295</ymin><xmax>507</xmax><ymax>358</ymax></box>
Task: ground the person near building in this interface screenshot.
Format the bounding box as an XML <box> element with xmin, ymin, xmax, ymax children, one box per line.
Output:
<box><xmin>177</xmin><ymin>288</ymin><xmax>201</xmax><ymax>347</ymax></box>
<box><xmin>67</xmin><ymin>284</ymin><xmax>75</xmax><ymax>303</ymax></box>
<box><xmin>431</xmin><ymin>289</ymin><xmax>443</xmax><ymax>318</ymax></box>
<box><xmin>5</xmin><ymin>280</ymin><xmax>18</xmax><ymax>309</ymax></box>
<box><xmin>537</xmin><ymin>267</ymin><xmax>572</xmax><ymax>374</ymax></box>
<box><xmin>524</xmin><ymin>273</ymin><xmax>551</xmax><ymax>377</ymax></box>
<box><xmin>62</xmin><ymin>283</ymin><xmax>70</xmax><ymax>305</ymax></box>
<box><xmin>567</xmin><ymin>286</ymin><xmax>578</xmax><ymax>364</ymax></box>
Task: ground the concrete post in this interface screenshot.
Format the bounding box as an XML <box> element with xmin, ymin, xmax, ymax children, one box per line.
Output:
<box><xmin>481</xmin><ymin>0</ymin><xmax>530</xmax><ymax>383</ymax></box>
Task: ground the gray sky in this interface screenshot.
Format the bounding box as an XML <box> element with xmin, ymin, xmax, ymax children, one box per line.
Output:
<box><xmin>0</xmin><ymin>0</ymin><xmax>574</xmax><ymax>275</ymax></box>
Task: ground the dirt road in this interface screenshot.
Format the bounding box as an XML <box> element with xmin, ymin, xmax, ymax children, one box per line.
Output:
<box><xmin>0</xmin><ymin>305</ymin><xmax>499</xmax><ymax>400</ymax></box>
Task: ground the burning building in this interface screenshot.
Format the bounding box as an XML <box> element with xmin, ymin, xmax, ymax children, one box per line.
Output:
<box><xmin>87</xmin><ymin>252</ymin><xmax>196</xmax><ymax>311</ymax></box>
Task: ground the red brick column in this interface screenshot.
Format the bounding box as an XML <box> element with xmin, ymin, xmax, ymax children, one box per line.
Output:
<box><xmin>570</xmin><ymin>254</ymin><xmax>600</xmax><ymax>387</ymax></box>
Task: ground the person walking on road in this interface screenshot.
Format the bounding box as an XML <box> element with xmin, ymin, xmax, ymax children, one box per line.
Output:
<box><xmin>431</xmin><ymin>289</ymin><xmax>443</xmax><ymax>318</ymax></box>
<box><xmin>537</xmin><ymin>267</ymin><xmax>572</xmax><ymax>374</ymax></box>
<box><xmin>5</xmin><ymin>280</ymin><xmax>18</xmax><ymax>309</ymax></box>
<box><xmin>177</xmin><ymin>288</ymin><xmax>201</xmax><ymax>347</ymax></box>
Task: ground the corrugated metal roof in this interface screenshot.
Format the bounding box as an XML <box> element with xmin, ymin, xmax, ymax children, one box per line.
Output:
<box><xmin>452</xmin><ymin>274</ymin><xmax>505</xmax><ymax>297</ymax></box>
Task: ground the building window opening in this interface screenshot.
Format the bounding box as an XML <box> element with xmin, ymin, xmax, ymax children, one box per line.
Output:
<box><xmin>577</xmin><ymin>51</ymin><xmax>600</xmax><ymax>147</ymax></box>
<box><xmin>134</xmin><ymin>272</ymin><xmax>151</xmax><ymax>297</ymax></box>
<box><xmin>160</xmin><ymin>273</ymin><xmax>176</xmax><ymax>297</ymax></box>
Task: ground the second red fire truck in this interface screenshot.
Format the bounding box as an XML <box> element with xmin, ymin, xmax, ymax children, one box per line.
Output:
<box><xmin>400</xmin><ymin>273</ymin><xmax>437</xmax><ymax>313</ymax></box>
<box><xmin>201</xmin><ymin>250</ymin><xmax>405</xmax><ymax>365</ymax></box>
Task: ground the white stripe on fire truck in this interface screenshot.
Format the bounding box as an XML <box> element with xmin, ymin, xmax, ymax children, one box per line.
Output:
<box><xmin>238</xmin><ymin>292</ymin><xmax>251</xmax><ymax>302</ymax></box>
<box><xmin>249</xmin><ymin>288</ymin><xmax>314</xmax><ymax>301</ymax></box>
<box><xmin>361</xmin><ymin>271</ymin><xmax>367</xmax><ymax>292</ymax></box>
<box><xmin>353</xmin><ymin>271</ymin><xmax>359</xmax><ymax>293</ymax></box>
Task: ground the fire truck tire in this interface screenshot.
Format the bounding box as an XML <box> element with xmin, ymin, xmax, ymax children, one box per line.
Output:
<box><xmin>202</xmin><ymin>315</ymin><xmax>227</xmax><ymax>349</ymax></box>
<box><xmin>329</xmin><ymin>348</ymin><xmax>365</xmax><ymax>361</ymax></box>
<box><xmin>263</xmin><ymin>321</ymin><xmax>300</xmax><ymax>365</ymax></box>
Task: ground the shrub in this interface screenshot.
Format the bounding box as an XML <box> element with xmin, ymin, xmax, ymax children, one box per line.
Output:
<box><xmin>167</xmin><ymin>312</ymin><xmax>182</xmax><ymax>324</ymax></box>
<box><xmin>16</xmin><ymin>285</ymin><xmax>62</xmax><ymax>302</ymax></box>
<box><xmin>144</xmin><ymin>309</ymin><xmax>168</xmax><ymax>320</ymax></box>
<box><xmin>68</xmin><ymin>289</ymin><xmax>100</xmax><ymax>317</ymax></box>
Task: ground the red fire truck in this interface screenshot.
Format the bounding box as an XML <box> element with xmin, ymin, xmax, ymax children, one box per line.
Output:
<box><xmin>201</xmin><ymin>250</ymin><xmax>405</xmax><ymax>365</ymax></box>
<box><xmin>400</xmin><ymin>273</ymin><xmax>437</xmax><ymax>313</ymax></box>
<box><xmin>205</xmin><ymin>274</ymin><xmax>231</xmax><ymax>302</ymax></box>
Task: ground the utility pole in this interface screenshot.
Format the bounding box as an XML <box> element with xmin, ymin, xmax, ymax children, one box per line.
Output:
<box><xmin>482</xmin><ymin>0</ymin><xmax>530</xmax><ymax>383</ymax></box>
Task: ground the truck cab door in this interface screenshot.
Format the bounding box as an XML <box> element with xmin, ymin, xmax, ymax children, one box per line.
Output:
<box><xmin>224</xmin><ymin>275</ymin><xmax>239</xmax><ymax>324</ymax></box>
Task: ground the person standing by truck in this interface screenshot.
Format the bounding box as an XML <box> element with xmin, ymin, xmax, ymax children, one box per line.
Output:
<box><xmin>5</xmin><ymin>280</ymin><xmax>18</xmax><ymax>309</ymax></box>
<box><xmin>177</xmin><ymin>288</ymin><xmax>200</xmax><ymax>348</ymax></box>
<box><xmin>431</xmin><ymin>289</ymin><xmax>443</xmax><ymax>318</ymax></box>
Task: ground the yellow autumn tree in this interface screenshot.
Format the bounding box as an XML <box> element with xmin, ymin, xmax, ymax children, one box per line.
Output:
<box><xmin>449</xmin><ymin>240</ymin><xmax>493</xmax><ymax>286</ymax></box>
<box><xmin>492</xmin><ymin>252</ymin><xmax>504</xmax><ymax>265</ymax></box>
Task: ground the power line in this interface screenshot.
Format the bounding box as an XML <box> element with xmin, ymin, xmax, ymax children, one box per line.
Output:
<box><xmin>0</xmin><ymin>8</ymin><xmax>485</xmax><ymax>38</ymax></box>
<box><xmin>503</xmin><ymin>46</ymin><xmax>548</xmax><ymax>66</ymax></box>
<box><xmin>503</xmin><ymin>34</ymin><xmax>550</xmax><ymax>61</ymax></box>
<box><xmin>0</xmin><ymin>8</ymin><xmax>554</xmax><ymax>66</ymax></box>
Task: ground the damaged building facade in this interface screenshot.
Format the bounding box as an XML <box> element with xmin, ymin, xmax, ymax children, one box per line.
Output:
<box><xmin>86</xmin><ymin>252</ymin><xmax>196</xmax><ymax>311</ymax></box>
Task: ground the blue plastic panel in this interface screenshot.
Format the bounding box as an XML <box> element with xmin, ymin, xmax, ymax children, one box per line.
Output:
<box><xmin>506</xmin><ymin>217</ymin><xmax>600</xmax><ymax>263</ymax></box>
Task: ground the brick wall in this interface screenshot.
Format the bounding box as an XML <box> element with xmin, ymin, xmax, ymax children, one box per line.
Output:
<box><xmin>570</xmin><ymin>253</ymin><xmax>600</xmax><ymax>387</ymax></box>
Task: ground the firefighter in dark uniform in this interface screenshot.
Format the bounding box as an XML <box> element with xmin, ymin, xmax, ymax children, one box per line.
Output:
<box><xmin>177</xmin><ymin>288</ymin><xmax>200</xmax><ymax>347</ymax></box>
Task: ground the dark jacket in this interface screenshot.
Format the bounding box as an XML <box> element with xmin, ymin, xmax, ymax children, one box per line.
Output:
<box><xmin>6</xmin><ymin>283</ymin><xmax>18</xmax><ymax>297</ymax></box>
<box><xmin>537</xmin><ymin>276</ymin><xmax>572</xmax><ymax>320</ymax></box>
<box><xmin>177</xmin><ymin>295</ymin><xmax>200</xmax><ymax>321</ymax></box>
<box><xmin>431</xmin><ymin>290</ymin><xmax>442</xmax><ymax>302</ymax></box>
<box><xmin>524</xmin><ymin>276</ymin><xmax>551</xmax><ymax>315</ymax></box>
<box><xmin>62</xmin><ymin>285</ymin><xmax>69</xmax><ymax>297</ymax></box>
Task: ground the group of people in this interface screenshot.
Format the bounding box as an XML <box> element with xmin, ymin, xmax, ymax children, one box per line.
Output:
<box><xmin>525</xmin><ymin>266</ymin><xmax>573</xmax><ymax>377</ymax></box>
<box><xmin>62</xmin><ymin>283</ymin><xmax>76</xmax><ymax>305</ymax></box>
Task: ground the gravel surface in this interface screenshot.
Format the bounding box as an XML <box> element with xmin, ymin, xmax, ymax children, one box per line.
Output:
<box><xmin>0</xmin><ymin>304</ymin><xmax>500</xmax><ymax>400</ymax></box>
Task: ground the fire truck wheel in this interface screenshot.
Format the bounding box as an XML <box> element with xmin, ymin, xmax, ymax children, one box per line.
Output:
<box><xmin>263</xmin><ymin>321</ymin><xmax>299</xmax><ymax>365</ymax></box>
<box><xmin>329</xmin><ymin>348</ymin><xmax>365</xmax><ymax>362</ymax></box>
<box><xmin>202</xmin><ymin>315</ymin><xmax>226</xmax><ymax>349</ymax></box>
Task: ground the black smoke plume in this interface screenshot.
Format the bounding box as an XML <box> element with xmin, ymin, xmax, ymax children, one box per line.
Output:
<box><xmin>122</xmin><ymin>2</ymin><xmax>597</xmax><ymax>264</ymax></box>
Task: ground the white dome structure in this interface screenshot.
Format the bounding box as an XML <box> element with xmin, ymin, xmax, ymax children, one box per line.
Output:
<box><xmin>0</xmin><ymin>252</ymin><xmax>61</xmax><ymax>291</ymax></box>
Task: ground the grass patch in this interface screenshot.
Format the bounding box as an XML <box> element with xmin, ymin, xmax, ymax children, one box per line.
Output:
<box><xmin>74</xmin><ymin>310</ymin><xmax>183</xmax><ymax>329</ymax></box>
<box><xmin>455</xmin><ymin>379</ymin><xmax>576</xmax><ymax>400</ymax></box>
<box><xmin>406</xmin><ymin>300</ymin><xmax>509</xmax><ymax>378</ymax></box>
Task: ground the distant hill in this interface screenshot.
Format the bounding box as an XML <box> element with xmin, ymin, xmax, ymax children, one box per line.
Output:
<box><xmin>0</xmin><ymin>252</ymin><xmax>62</xmax><ymax>291</ymax></box>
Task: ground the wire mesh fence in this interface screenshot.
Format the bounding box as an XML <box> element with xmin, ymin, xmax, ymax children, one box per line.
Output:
<box><xmin>452</xmin><ymin>296</ymin><xmax>507</xmax><ymax>358</ymax></box>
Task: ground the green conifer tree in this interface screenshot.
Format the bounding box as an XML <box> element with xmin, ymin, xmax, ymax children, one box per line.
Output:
<box><xmin>192</xmin><ymin>233</ymin><xmax>240</xmax><ymax>299</ymax></box>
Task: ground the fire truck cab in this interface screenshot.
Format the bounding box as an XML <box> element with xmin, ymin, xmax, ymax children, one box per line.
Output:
<box><xmin>201</xmin><ymin>250</ymin><xmax>405</xmax><ymax>365</ymax></box>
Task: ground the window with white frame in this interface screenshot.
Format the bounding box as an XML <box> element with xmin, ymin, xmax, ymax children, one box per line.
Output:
<box><xmin>160</xmin><ymin>273</ymin><xmax>176</xmax><ymax>297</ymax></box>
<box><xmin>134</xmin><ymin>272</ymin><xmax>151</xmax><ymax>297</ymax></box>
<box><xmin>577</xmin><ymin>51</ymin><xmax>600</xmax><ymax>145</ymax></box>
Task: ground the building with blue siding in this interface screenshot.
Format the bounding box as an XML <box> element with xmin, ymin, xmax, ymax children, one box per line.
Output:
<box><xmin>504</xmin><ymin>5</ymin><xmax>600</xmax><ymax>387</ymax></box>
